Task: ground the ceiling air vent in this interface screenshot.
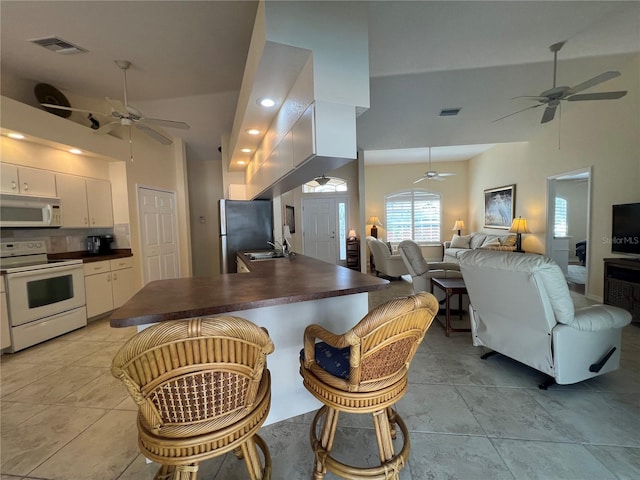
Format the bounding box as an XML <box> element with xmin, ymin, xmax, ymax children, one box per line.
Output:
<box><xmin>29</xmin><ymin>36</ymin><xmax>88</xmax><ymax>54</ymax></box>
<box><xmin>439</xmin><ymin>108</ymin><xmax>461</xmax><ymax>117</ymax></box>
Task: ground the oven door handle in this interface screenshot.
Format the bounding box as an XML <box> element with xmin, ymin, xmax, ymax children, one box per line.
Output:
<box><xmin>6</xmin><ymin>263</ymin><xmax>82</xmax><ymax>278</ymax></box>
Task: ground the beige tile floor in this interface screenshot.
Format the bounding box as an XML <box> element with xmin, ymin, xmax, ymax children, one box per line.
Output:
<box><xmin>1</xmin><ymin>279</ymin><xmax>639</xmax><ymax>480</ymax></box>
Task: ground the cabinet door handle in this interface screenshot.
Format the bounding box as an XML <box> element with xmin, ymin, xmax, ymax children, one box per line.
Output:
<box><xmin>107</xmin><ymin>274</ymin><xmax>111</xmax><ymax>282</ymax></box>
<box><xmin>113</xmin><ymin>273</ymin><xmax>118</xmax><ymax>281</ymax></box>
<box><xmin>91</xmin><ymin>217</ymin><xmax>95</xmax><ymax>225</ymax></box>
<box><xmin>84</xmin><ymin>218</ymin><xmax>89</xmax><ymax>225</ymax></box>
<box><xmin>23</xmin><ymin>182</ymin><xmax>28</xmax><ymax>191</ymax></box>
<box><xmin>11</xmin><ymin>181</ymin><xmax>16</xmax><ymax>190</ymax></box>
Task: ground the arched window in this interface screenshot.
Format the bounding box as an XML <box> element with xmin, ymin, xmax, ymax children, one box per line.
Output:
<box><xmin>554</xmin><ymin>197</ymin><xmax>568</xmax><ymax>236</ymax></box>
<box><xmin>302</xmin><ymin>176</ymin><xmax>347</xmax><ymax>193</ymax></box>
<box><xmin>385</xmin><ymin>190</ymin><xmax>441</xmax><ymax>243</ymax></box>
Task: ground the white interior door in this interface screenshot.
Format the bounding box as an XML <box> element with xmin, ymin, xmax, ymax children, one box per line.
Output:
<box><xmin>302</xmin><ymin>196</ymin><xmax>350</xmax><ymax>264</ymax></box>
<box><xmin>137</xmin><ymin>186</ymin><xmax>179</xmax><ymax>284</ymax></box>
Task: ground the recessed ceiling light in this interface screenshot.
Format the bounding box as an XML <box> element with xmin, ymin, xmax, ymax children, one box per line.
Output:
<box><xmin>246</xmin><ymin>129</ymin><xmax>261</xmax><ymax>135</ymax></box>
<box><xmin>7</xmin><ymin>133</ymin><xmax>25</xmax><ymax>140</ymax></box>
<box><xmin>237</xmin><ymin>160</ymin><xmax>246</xmax><ymax>165</ymax></box>
<box><xmin>69</xmin><ymin>148</ymin><xmax>83</xmax><ymax>154</ymax></box>
<box><xmin>258</xmin><ymin>98</ymin><xmax>276</xmax><ymax>108</ymax></box>
<box><xmin>241</xmin><ymin>148</ymin><xmax>252</xmax><ymax>153</ymax></box>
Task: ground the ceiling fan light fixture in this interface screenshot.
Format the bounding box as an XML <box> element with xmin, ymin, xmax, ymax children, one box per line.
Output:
<box><xmin>314</xmin><ymin>175</ymin><xmax>330</xmax><ymax>186</ymax></box>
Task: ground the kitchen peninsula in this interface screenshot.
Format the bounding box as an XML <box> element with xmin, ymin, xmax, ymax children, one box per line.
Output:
<box><xmin>110</xmin><ymin>253</ymin><xmax>389</xmax><ymax>424</ymax></box>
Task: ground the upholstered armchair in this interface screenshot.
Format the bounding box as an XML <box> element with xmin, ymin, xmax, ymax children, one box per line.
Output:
<box><xmin>366</xmin><ymin>236</ymin><xmax>409</xmax><ymax>278</ymax></box>
<box><xmin>459</xmin><ymin>250</ymin><xmax>632</xmax><ymax>388</ymax></box>
<box><xmin>397</xmin><ymin>239</ymin><xmax>462</xmax><ymax>302</ymax></box>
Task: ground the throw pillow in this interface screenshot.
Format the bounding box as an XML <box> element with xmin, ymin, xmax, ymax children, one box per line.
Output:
<box><xmin>502</xmin><ymin>234</ymin><xmax>517</xmax><ymax>247</ymax></box>
<box><xmin>481</xmin><ymin>238</ymin><xmax>501</xmax><ymax>248</ymax></box>
<box><xmin>450</xmin><ymin>234</ymin><xmax>471</xmax><ymax>249</ymax></box>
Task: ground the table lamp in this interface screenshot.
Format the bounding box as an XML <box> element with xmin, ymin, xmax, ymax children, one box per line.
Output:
<box><xmin>452</xmin><ymin>219</ymin><xmax>465</xmax><ymax>236</ymax></box>
<box><xmin>348</xmin><ymin>229</ymin><xmax>357</xmax><ymax>240</ymax></box>
<box><xmin>367</xmin><ymin>216</ymin><xmax>383</xmax><ymax>238</ymax></box>
<box><xmin>509</xmin><ymin>216</ymin><xmax>531</xmax><ymax>253</ymax></box>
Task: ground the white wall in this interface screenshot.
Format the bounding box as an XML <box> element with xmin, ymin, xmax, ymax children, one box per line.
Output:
<box><xmin>556</xmin><ymin>179</ymin><xmax>589</xmax><ymax>261</ymax></box>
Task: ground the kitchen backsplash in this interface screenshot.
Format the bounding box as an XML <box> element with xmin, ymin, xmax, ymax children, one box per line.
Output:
<box><xmin>0</xmin><ymin>223</ymin><xmax>131</xmax><ymax>253</ymax></box>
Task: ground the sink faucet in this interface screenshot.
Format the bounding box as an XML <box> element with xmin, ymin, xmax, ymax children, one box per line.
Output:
<box><xmin>267</xmin><ymin>241</ymin><xmax>283</xmax><ymax>253</ymax></box>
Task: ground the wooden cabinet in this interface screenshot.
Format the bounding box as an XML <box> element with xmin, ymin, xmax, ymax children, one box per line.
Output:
<box><xmin>1</xmin><ymin>276</ymin><xmax>10</xmax><ymax>350</ymax></box>
<box><xmin>604</xmin><ymin>258</ymin><xmax>640</xmax><ymax>324</ymax></box>
<box><xmin>84</xmin><ymin>257</ymin><xmax>135</xmax><ymax>319</ymax></box>
<box><xmin>55</xmin><ymin>173</ymin><xmax>114</xmax><ymax>228</ymax></box>
<box><xmin>1</xmin><ymin>164</ymin><xmax>56</xmax><ymax>196</ymax></box>
<box><xmin>346</xmin><ymin>238</ymin><xmax>360</xmax><ymax>271</ymax></box>
<box><xmin>236</xmin><ymin>255</ymin><xmax>250</xmax><ymax>273</ymax></box>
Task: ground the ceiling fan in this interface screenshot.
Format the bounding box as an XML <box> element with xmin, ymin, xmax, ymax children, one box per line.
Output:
<box><xmin>414</xmin><ymin>148</ymin><xmax>455</xmax><ymax>183</ymax></box>
<box><xmin>494</xmin><ymin>41</ymin><xmax>627</xmax><ymax>124</ymax></box>
<box><xmin>40</xmin><ymin>60</ymin><xmax>190</xmax><ymax>146</ymax></box>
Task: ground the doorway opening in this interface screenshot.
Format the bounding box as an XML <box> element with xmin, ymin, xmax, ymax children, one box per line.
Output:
<box><xmin>546</xmin><ymin>167</ymin><xmax>591</xmax><ymax>296</ymax></box>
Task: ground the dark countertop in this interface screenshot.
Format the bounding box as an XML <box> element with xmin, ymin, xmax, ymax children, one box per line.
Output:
<box><xmin>110</xmin><ymin>253</ymin><xmax>389</xmax><ymax>328</ymax></box>
<box><xmin>48</xmin><ymin>249</ymin><xmax>133</xmax><ymax>263</ymax></box>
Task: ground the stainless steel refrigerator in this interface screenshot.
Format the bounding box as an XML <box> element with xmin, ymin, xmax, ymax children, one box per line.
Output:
<box><xmin>219</xmin><ymin>199</ymin><xmax>274</xmax><ymax>273</ymax></box>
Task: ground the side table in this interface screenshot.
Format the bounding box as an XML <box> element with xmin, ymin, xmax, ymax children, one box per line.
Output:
<box><xmin>430</xmin><ymin>277</ymin><xmax>471</xmax><ymax>336</ymax></box>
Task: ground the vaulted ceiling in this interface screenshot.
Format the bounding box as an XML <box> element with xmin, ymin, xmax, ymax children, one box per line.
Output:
<box><xmin>2</xmin><ymin>1</ymin><xmax>639</xmax><ymax>165</ymax></box>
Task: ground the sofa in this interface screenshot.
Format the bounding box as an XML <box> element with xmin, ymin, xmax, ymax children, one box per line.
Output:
<box><xmin>443</xmin><ymin>232</ymin><xmax>517</xmax><ymax>263</ymax></box>
<box><xmin>459</xmin><ymin>250</ymin><xmax>632</xmax><ymax>388</ymax></box>
<box><xmin>366</xmin><ymin>236</ymin><xmax>410</xmax><ymax>278</ymax></box>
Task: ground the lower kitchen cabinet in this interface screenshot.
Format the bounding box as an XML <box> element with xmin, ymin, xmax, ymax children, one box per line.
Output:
<box><xmin>1</xmin><ymin>276</ymin><xmax>10</xmax><ymax>350</ymax></box>
<box><xmin>84</xmin><ymin>257</ymin><xmax>135</xmax><ymax>319</ymax></box>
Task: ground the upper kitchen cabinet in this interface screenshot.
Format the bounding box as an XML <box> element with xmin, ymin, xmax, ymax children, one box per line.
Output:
<box><xmin>0</xmin><ymin>164</ymin><xmax>56</xmax><ymax>197</ymax></box>
<box><xmin>55</xmin><ymin>173</ymin><xmax>114</xmax><ymax>228</ymax></box>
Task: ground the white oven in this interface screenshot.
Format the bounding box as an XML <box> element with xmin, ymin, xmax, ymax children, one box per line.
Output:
<box><xmin>1</xmin><ymin>241</ymin><xmax>87</xmax><ymax>352</ymax></box>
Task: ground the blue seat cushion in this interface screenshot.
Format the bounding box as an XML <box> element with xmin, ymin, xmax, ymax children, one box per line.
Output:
<box><xmin>300</xmin><ymin>342</ymin><xmax>350</xmax><ymax>379</ymax></box>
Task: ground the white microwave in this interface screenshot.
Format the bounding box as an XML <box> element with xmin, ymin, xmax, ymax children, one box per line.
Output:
<box><xmin>0</xmin><ymin>193</ymin><xmax>62</xmax><ymax>228</ymax></box>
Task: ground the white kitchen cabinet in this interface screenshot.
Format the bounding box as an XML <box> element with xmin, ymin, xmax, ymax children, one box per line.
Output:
<box><xmin>110</xmin><ymin>257</ymin><xmax>135</xmax><ymax>309</ymax></box>
<box><xmin>86</xmin><ymin>178</ymin><xmax>114</xmax><ymax>227</ymax></box>
<box><xmin>55</xmin><ymin>173</ymin><xmax>113</xmax><ymax>228</ymax></box>
<box><xmin>236</xmin><ymin>255</ymin><xmax>250</xmax><ymax>273</ymax></box>
<box><xmin>83</xmin><ymin>257</ymin><xmax>135</xmax><ymax>319</ymax></box>
<box><xmin>84</xmin><ymin>261</ymin><xmax>113</xmax><ymax>318</ymax></box>
<box><xmin>0</xmin><ymin>164</ymin><xmax>56</xmax><ymax>196</ymax></box>
<box><xmin>1</xmin><ymin>276</ymin><xmax>10</xmax><ymax>350</ymax></box>
<box><xmin>292</xmin><ymin>104</ymin><xmax>315</xmax><ymax>167</ymax></box>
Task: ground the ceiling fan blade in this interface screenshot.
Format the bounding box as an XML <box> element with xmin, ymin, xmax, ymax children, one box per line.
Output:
<box><xmin>512</xmin><ymin>95</ymin><xmax>549</xmax><ymax>102</ymax></box>
<box><xmin>541</xmin><ymin>105</ymin><xmax>557</xmax><ymax>123</ymax></box>
<box><xmin>492</xmin><ymin>104</ymin><xmax>543</xmax><ymax>123</ymax></box>
<box><xmin>567</xmin><ymin>91</ymin><xmax>627</xmax><ymax>101</ymax></box>
<box><xmin>136</xmin><ymin>124</ymin><xmax>173</xmax><ymax>145</ymax></box>
<box><xmin>438</xmin><ymin>173</ymin><xmax>456</xmax><ymax>177</ymax></box>
<box><xmin>140</xmin><ymin>117</ymin><xmax>190</xmax><ymax>130</ymax></box>
<box><xmin>93</xmin><ymin>121</ymin><xmax>120</xmax><ymax>135</ymax></box>
<box><xmin>432</xmin><ymin>176</ymin><xmax>445</xmax><ymax>181</ymax></box>
<box><xmin>413</xmin><ymin>176</ymin><xmax>427</xmax><ymax>184</ymax></box>
<box><xmin>106</xmin><ymin>97</ymin><xmax>128</xmax><ymax>115</ymax></box>
<box><xmin>40</xmin><ymin>103</ymin><xmax>103</xmax><ymax>115</ymax></box>
<box><xmin>565</xmin><ymin>71</ymin><xmax>620</xmax><ymax>96</ymax></box>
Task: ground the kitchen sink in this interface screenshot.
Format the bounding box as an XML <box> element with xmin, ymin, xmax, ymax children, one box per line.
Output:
<box><xmin>246</xmin><ymin>250</ymin><xmax>285</xmax><ymax>260</ymax></box>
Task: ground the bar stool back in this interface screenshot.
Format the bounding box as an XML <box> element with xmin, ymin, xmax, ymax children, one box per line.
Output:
<box><xmin>112</xmin><ymin>316</ymin><xmax>274</xmax><ymax>480</ymax></box>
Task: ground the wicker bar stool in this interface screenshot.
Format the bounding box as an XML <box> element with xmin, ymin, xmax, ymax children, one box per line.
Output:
<box><xmin>299</xmin><ymin>292</ymin><xmax>438</xmax><ymax>479</ymax></box>
<box><xmin>111</xmin><ymin>316</ymin><xmax>275</xmax><ymax>480</ymax></box>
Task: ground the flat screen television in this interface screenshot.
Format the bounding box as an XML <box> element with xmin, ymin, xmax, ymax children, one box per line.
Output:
<box><xmin>611</xmin><ymin>202</ymin><xmax>640</xmax><ymax>256</ymax></box>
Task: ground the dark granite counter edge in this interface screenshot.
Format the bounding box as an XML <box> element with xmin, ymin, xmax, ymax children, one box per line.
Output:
<box><xmin>49</xmin><ymin>249</ymin><xmax>133</xmax><ymax>263</ymax></box>
<box><xmin>111</xmin><ymin>282</ymin><xmax>389</xmax><ymax>328</ymax></box>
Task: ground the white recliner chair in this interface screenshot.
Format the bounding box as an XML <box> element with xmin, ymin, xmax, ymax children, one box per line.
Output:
<box><xmin>366</xmin><ymin>236</ymin><xmax>409</xmax><ymax>278</ymax></box>
<box><xmin>459</xmin><ymin>250</ymin><xmax>632</xmax><ymax>388</ymax></box>
<box><xmin>397</xmin><ymin>240</ymin><xmax>463</xmax><ymax>303</ymax></box>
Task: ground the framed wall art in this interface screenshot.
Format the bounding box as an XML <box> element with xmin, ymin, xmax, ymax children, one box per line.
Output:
<box><xmin>484</xmin><ymin>184</ymin><xmax>515</xmax><ymax>229</ymax></box>
<box><xmin>285</xmin><ymin>205</ymin><xmax>296</xmax><ymax>233</ymax></box>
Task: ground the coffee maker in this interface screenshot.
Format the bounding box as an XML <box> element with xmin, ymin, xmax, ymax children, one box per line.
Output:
<box><xmin>87</xmin><ymin>235</ymin><xmax>114</xmax><ymax>255</ymax></box>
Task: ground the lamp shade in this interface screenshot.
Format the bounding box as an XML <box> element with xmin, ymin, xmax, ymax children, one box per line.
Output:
<box><xmin>452</xmin><ymin>219</ymin><xmax>465</xmax><ymax>231</ymax></box>
<box><xmin>367</xmin><ymin>216</ymin><xmax>383</xmax><ymax>227</ymax></box>
<box><xmin>348</xmin><ymin>229</ymin><xmax>357</xmax><ymax>239</ymax></box>
<box><xmin>509</xmin><ymin>216</ymin><xmax>531</xmax><ymax>234</ymax></box>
